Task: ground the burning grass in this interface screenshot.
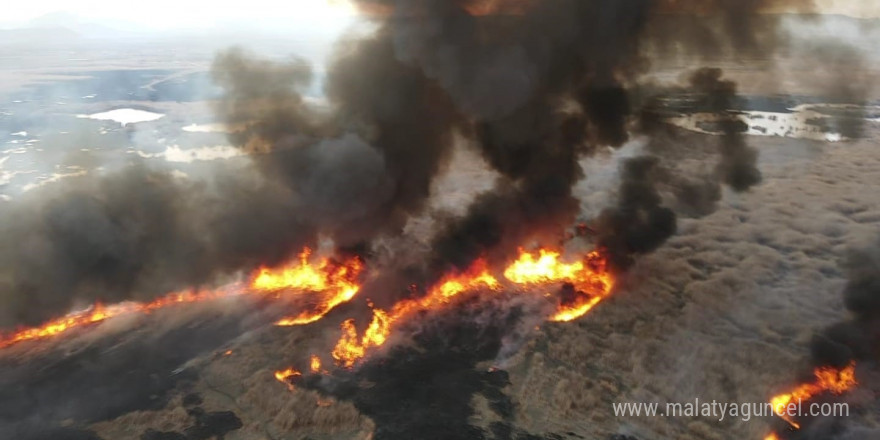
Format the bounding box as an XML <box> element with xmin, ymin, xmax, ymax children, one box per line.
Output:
<box><xmin>0</xmin><ymin>247</ymin><xmax>363</xmax><ymax>350</ymax></box>
<box><xmin>764</xmin><ymin>361</ymin><xmax>858</xmax><ymax>439</ymax></box>
<box><xmin>0</xmin><ymin>243</ymin><xmax>615</xmax><ymax>391</ymax></box>
<box><xmin>280</xmin><ymin>247</ymin><xmax>615</xmax><ymax>383</ymax></box>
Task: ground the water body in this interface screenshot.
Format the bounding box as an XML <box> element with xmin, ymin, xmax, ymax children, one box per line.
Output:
<box><xmin>78</xmin><ymin>108</ymin><xmax>165</xmax><ymax>126</ymax></box>
<box><xmin>664</xmin><ymin>98</ymin><xmax>880</xmax><ymax>142</ymax></box>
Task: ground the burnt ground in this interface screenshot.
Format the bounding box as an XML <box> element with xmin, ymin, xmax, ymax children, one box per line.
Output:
<box><xmin>299</xmin><ymin>298</ymin><xmax>571</xmax><ymax>440</ymax></box>
<box><xmin>0</xmin><ymin>301</ymin><xmax>273</xmax><ymax>440</ymax></box>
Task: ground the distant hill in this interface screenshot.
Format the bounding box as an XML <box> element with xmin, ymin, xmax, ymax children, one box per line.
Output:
<box><xmin>0</xmin><ymin>26</ymin><xmax>81</xmax><ymax>46</ymax></box>
<box><xmin>26</xmin><ymin>10</ymin><xmax>134</xmax><ymax>39</ymax></box>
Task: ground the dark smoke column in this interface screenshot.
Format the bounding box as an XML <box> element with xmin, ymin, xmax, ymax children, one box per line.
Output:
<box><xmin>0</xmin><ymin>0</ymin><xmax>815</xmax><ymax>328</ymax></box>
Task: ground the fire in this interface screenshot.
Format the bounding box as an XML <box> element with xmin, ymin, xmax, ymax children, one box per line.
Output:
<box><xmin>1</xmin><ymin>239</ymin><xmax>616</xmax><ymax>389</ymax></box>
<box><xmin>332</xmin><ymin>319</ymin><xmax>366</xmax><ymax>369</ymax></box>
<box><xmin>274</xmin><ymin>367</ymin><xmax>302</xmax><ymax>390</ymax></box>
<box><xmin>331</xmin><ymin>259</ymin><xmax>501</xmax><ymax>368</ymax></box>
<box><xmin>768</xmin><ymin>362</ymin><xmax>857</xmax><ymax>430</ymax></box>
<box><xmin>504</xmin><ymin>249</ymin><xmax>614</xmax><ymax>322</ymax></box>
<box><xmin>0</xmin><ymin>288</ymin><xmax>232</xmax><ymax>350</ymax></box>
<box><xmin>763</xmin><ymin>433</ymin><xmax>780</xmax><ymax>440</ymax></box>
<box><xmin>0</xmin><ymin>247</ymin><xmax>362</xmax><ymax>351</ymax></box>
<box><xmin>252</xmin><ymin>248</ymin><xmax>363</xmax><ymax>326</ymax></box>
<box><xmin>328</xmin><ymin>249</ymin><xmax>615</xmax><ymax>369</ymax></box>
<box><xmin>503</xmin><ymin>248</ymin><xmax>585</xmax><ymax>284</ymax></box>
<box><xmin>551</xmin><ymin>250</ymin><xmax>613</xmax><ymax>322</ymax></box>
<box><xmin>310</xmin><ymin>355</ymin><xmax>322</xmax><ymax>373</ymax></box>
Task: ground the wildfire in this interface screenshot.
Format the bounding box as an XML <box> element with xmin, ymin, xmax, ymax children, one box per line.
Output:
<box><xmin>310</xmin><ymin>354</ymin><xmax>322</xmax><ymax>373</ymax></box>
<box><xmin>274</xmin><ymin>367</ymin><xmax>302</xmax><ymax>390</ymax></box>
<box><xmin>0</xmin><ymin>288</ymin><xmax>232</xmax><ymax>350</ymax></box>
<box><xmin>252</xmin><ymin>248</ymin><xmax>364</xmax><ymax>326</ymax></box>
<box><xmin>503</xmin><ymin>249</ymin><xmax>614</xmax><ymax>322</ymax></box>
<box><xmin>0</xmin><ymin>247</ymin><xmax>362</xmax><ymax>351</ymax></box>
<box><xmin>768</xmin><ymin>362</ymin><xmax>857</xmax><ymax>431</ymax></box>
<box><xmin>503</xmin><ymin>248</ymin><xmax>585</xmax><ymax>284</ymax></box>
<box><xmin>331</xmin><ymin>259</ymin><xmax>501</xmax><ymax>368</ymax></box>
<box><xmin>2</xmin><ymin>240</ymin><xmax>616</xmax><ymax>389</ymax></box>
<box><xmin>549</xmin><ymin>251</ymin><xmax>614</xmax><ymax>322</ymax></box>
<box><xmin>328</xmin><ymin>248</ymin><xmax>614</xmax><ymax>369</ymax></box>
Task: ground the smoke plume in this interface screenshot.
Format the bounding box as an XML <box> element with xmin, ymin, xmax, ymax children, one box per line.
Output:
<box><xmin>811</xmin><ymin>237</ymin><xmax>880</xmax><ymax>369</ymax></box>
<box><xmin>0</xmin><ymin>0</ymin><xmax>825</xmax><ymax>327</ymax></box>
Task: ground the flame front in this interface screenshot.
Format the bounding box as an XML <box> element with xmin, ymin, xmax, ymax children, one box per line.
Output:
<box><xmin>0</xmin><ymin>288</ymin><xmax>231</xmax><ymax>350</ymax></box>
<box><xmin>504</xmin><ymin>249</ymin><xmax>614</xmax><ymax>322</ymax></box>
<box><xmin>332</xmin><ymin>260</ymin><xmax>501</xmax><ymax>368</ymax></box>
<box><xmin>0</xmin><ymin>247</ymin><xmax>362</xmax><ymax>350</ymax></box>
<box><xmin>1</xmin><ymin>244</ymin><xmax>616</xmax><ymax>387</ymax></box>
<box><xmin>767</xmin><ymin>361</ymin><xmax>857</xmax><ymax>433</ymax></box>
<box><xmin>329</xmin><ymin>249</ymin><xmax>614</xmax><ymax>369</ymax></box>
<box><xmin>503</xmin><ymin>248</ymin><xmax>585</xmax><ymax>284</ymax></box>
<box><xmin>274</xmin><ymin>367</ymin><xmax>302</xmax><ymax>391</ymax></box>
<box><xmin>252</xmin><ymin>248</ymin><xmax>363</xmax><ymax>326</ymax></box>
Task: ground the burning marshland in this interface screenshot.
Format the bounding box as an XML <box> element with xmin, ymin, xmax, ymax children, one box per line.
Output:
<box><xmin>0</xmin><ymin>0</ymin><xmax>879</xmax><ymax>439</ymax></box>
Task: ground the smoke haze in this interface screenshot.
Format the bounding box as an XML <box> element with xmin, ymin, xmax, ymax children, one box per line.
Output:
<box><xmin>1</xmin><ymin>0</ymin><xmax>855</xmax><ymax>334</ymax></box>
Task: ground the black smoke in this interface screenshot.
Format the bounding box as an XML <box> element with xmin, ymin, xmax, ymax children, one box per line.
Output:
<box><xmin>811</xmin><ymin>237</ymin><xmax>880</xmax><ymax>369</ymax></box>
<box><xmin>0</xmin><ymin>0</ymin><xmax>824</xmax><ymax>327</ymax></box>
<box><xmin>763</xmin><ymin>237</ymin><xmax>880</xmax><ymax>439</ymax></box>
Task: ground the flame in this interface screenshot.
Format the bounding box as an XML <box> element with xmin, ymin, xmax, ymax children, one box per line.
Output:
<box><xmin>361</xmin><ymin>307</ymin><xmax>391</xmax><ymax>349</ymax></box>
<box><xmin>332</xmin><ymin>319</ymin><xmax>366</xmax><ymax>368</ymax></box>
<box><xmin>310</xmin><ymin>355</ymin><xmax>322</xmax><ymax>373</ymax></box>
<box><xmin>504</xmin><ymin>249</ymin><xmax>614</xmax><ymax>322</ymax></box>
<box><xmin>0</xmin><ymin>247</ymin><xmax>361</xmax><ymax>351</ymax></box>
<box><xmin>253</xmin><ymin>248</ymin><xmax>363</xmax><ymax>326</ymax></box>
<box><xmin>768</xmin><ymin>362</ymin><xmax>857</xmax><ymax>430</ymax></box>
<box><xmin>2</xmin><ymin>239</ymin><xmax>616</xmax><ymax>387</ymax></box>
<box><xmin>328</xmin><ymin>249</ymin><xmax>614</xmax><ymax>368</ymax></box>
<box><xmin>503</xmin><ymin>248</ymin><xmax>585</xmax><ymax>283</ymax></box>
<box><xmin>274</xmin><ymin>367</ymin><xmax>302</xmax><ymax>390</ymax></box>
<box><xmin>764</xmin><ymin>433</ymin><xmax>780</xmax><ymax>440</ymax></box>
<box><xmin>331</xmin><ymin>259</ymin><xmax>501</xmax><ymax>368</ymax></box>
<box><xmin>0</xmin><ymin>288</ymin><xmax>232</xmax><ymax>350</ymax></box>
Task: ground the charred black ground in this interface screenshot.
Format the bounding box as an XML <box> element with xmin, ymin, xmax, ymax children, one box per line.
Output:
<box><xmin>298</xmin><ymin>299</ymin><xmax>565</xmax><ymax>440</ymax></box>
<box><xmin>0</xmin><ymin>303</ymin><xmax>271</xmax><ymax>440</ymax></box>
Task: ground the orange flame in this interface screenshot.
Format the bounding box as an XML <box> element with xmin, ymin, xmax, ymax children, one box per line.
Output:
<box><xmin>503</xmin><ymin>248</ymin><xmax>586</xmax><ymax>284</ymax></box>
<box><xmin>763</xmin><ymin>433</ymin><xmax>780</xmax><ymax>440</ymax></box>
<box><xmin>2</xmin><ymin>240</ymin><xmax>616</xmax><ymax>389</ymax></box>
<box><xmin>328</xmin><ymin>249</ymin><xmax>614</xmax><ymax>368</ymax></box>
<box><xmin>768</xmin><ymin>362</ymin><xmax>857</xmax><ymax>430</ymax></box>
<box><xmin>0</xmin><ymin>247</ymin><xmax>362</xmax><ymax>351</ymax></box>
<box><xmin>331</xmin><ymin>259</ymin><xmax>501</xmax><ymax>368</ymax></box>
<box><xmin>253</xmin><ymin>248</ymin><xmax>363</xmax><ymax>326</ymax></box>
<box><xmin>274</xmin><ymin>367</ymin><xmax>302</xmax><ymax>390</ymax></box>
<box><xmin>331</xmin><ymin>318</ymin><xmax>366</xmax><ymax>369</ymax></box>
<box><xmin>310</xmin><ymin>355</ymin><xmax>322</xmax><ymax>373</ymax></box>
<box><xmin>0</xmin><ymin>288</ymin><xmax>233</xmax><ymax>350</ymax></box>
<box><xmin>504</xmin><ymin>249</ymin><xmax>614</xmax><ymax>322</ymax></box>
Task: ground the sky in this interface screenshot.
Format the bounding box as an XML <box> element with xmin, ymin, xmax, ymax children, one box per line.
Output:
<box><xmin>813</xmin><ymin>0</ymin><xmax>880</xmax><ymax>18</ymax></box>
<box><xmin>1</xmin><ymin>0</ymin><xmax>878</xmax><ymax>31</ymax></box>
<box><xmin>0</xmin><ymin>0</ymin><xmax>361</xmax><ymax>31</ymax></box>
